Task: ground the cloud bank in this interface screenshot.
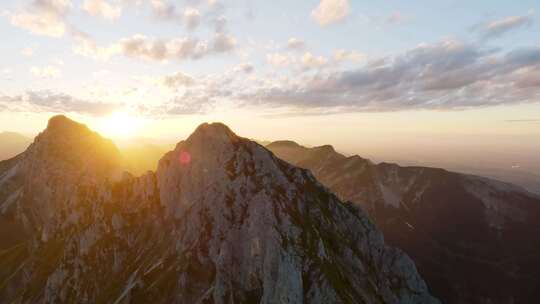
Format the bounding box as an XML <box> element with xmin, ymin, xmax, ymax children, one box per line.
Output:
<box><xmin>0</xmin><ymin>91</ymin><xmax>120</xmax><ymax>116</ymax></box>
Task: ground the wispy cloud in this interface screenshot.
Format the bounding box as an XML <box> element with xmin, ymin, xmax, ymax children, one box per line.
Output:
<box><xmin>73</xmin><ymin>32</ymin><xmax>236</xmax><ymax>62</ymax></box>
<box><xmin>235</xmin><ymin>40</ymin><xmax>540</xmax><ymax>113</ymax></box>
<box><xmin>287</xmin><ymin>38</ymin><xmax>306</xmax><ymax>51</ymax></box>
<box><xmin>30</xmin><ymin>66</ymin><xmax>62</xmax><ymax>79</ymax></box>
<box><xmin>0</xmin><ymin>91</ymin><xmax>121</xmax><ymax>116</ymax></box>
<box><xmin>9</xmin><ymin>0</ymin><xmax>72</xmax><ymax>37</ymax></box>
<box><xmin>21</xmin><ymin>47</ymin><xmax>34</xmax><ymax>57</ymax></box>
<box><xmin>183</xmin><ymin>7</ymin><xmax>201</xmax><ymax>30</ymax></box>
<box><xmin>504</xmin><ymin>119</ymin><xmax>540</xmax><ymax>123</ymax></box>
<box><xmin>477</xmin><ymin>14</ymin><xmax>534</xmax><ymax>39</ymax></box>
<box><xmin>161</xmin><ymin>72</ymin><xmax>196</xmax><ymax>91</ymax></box>
<box><xmin>385</xmin><ymin>11</ymin><xmax>405</xmax><ymax>25</ymax></box>
<box><xmin>82</xmin><ymin>0</ymin><xmax>122</xmax><ymax>20</ymax></box>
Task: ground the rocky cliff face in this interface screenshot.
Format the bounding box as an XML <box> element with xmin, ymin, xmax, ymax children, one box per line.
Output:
<box><xmin>0</xmin><ymin>116</ymin><xmax>438</xmax><ymax>303</ymax></box>
<box><xmin>268</xmin><ymin>140</ymin><xmax>540</xmax><ymax>304</ymax></box>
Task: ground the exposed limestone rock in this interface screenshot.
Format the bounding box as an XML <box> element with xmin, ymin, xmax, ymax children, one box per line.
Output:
<box><xmin>0</xmin><ymin>116</ymin><xmax>438</xmax><ymax>303</ymax></box>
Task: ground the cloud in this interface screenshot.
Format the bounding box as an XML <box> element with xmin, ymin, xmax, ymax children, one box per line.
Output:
<box><xmin>149</xmin><ymin>0</ymin><xmax>222</xmax><ymax>31</ymax></box>
<box><xmin>385</xmin><ymin>11</ymin><xmax>404</xmax><ymax>25</ymax></box>
<box><xmin>301</xmin><ymin>52</ymin><xmax>329</xmax><ymax>69</ymax></box>
<box><xmin>287</xmin><ymin>38</ymin><xmax>306</xmax><ymax>50</ymax></box>
<box><xmin>266</xmin><ymin>53</ymin><xmax>294</xmax><ymax>67</ymax></box>
<box><xmin>74</xmin><ymin>32</ymin><xmax>236</xmax><ymax>62</ymax></box>
<box><xmin>213</xmin><ymin>15</ymin><xmax>228</xmax><ymax>33</ymax></box>
<box><xmin>234</xmin><ymin>63</ymin><xmax>254</xmax><ymax>74</ymax></box>
<box><xmin>165</xmin><ymin>95</ymin><xmax>210</xmax><ymax>115</ymax></box>
<box><xmin>183</xmin><ymin>8</ymin><xmax>201</xmax><ymax>30</ymax></box>
<box><xmin>83</xmin><ymin>0</ymin><xmax>122</xmax><ymax>20</ymax></box>
<box><xmin>149</xmin><ymin>0</ymin><xmax>177</xmax><ymax>19</ymax></box>
<box><xmin>1</xmin><ymin>69</ymin><xmax>13</xmax><ymax>81</ymax></box>
<box><xmin>513</xmin><ymin>66</ymin><xmax>540</xmax><ymax>88</ymax></box>
<box><xmin>505</xmin><ymin>119</ymin><xmax>540</xmax><ymax>123</ymax></box>
<box><xmin>161</xmin><ymin>72</ymin><xmax>195</xmax><ymax>90</ymax></box>
<box><xmin>478</xmin><ymin>14</ymin><xmax>534</xmax><ymax>39</ymax></box>
<box><xmin>0</xmin><ymin>91</ymin><xmax>120</xmax><ymax>116</ymax></box>
<box><xmin>30</xmin><ymin>66</ymin><xmax>62</xmax><ymax>78</ymax></box>
<box><xmin>119</xmin><ymin>35</ymin><xmax>205</xmax><ymax>61</ymax></box>
<box><xmin>8</xmin><ymin>0</ymin><xmax>72</xmax><ymax>37</ymax></box>
<box><xmin>333</xmin><ymin>49</ymin><xmax>366</xmax><ymax>63</ymax></box>
<box><xmin>212</xmin><ymin>33</ymin><xmax>236</xmax><ymax>52</ymax></box>
<box><xmin>21</xmin><ymin>47</ymin><xmax>34</xmax><ymax>57</ymax></box>
<box><xmin>311</xmin><ymin>0</ymin><xmax>350</xmax><ymax>26</ymax></box>
<box><xmin>72</xmin><ymin>37</ymin><xmax>120</xmax><ymax>60</ymax></box>
<box><xmin>236</xmin><ymin>40</ymin><xmax>540</xmax><ymax>112</ymax></box>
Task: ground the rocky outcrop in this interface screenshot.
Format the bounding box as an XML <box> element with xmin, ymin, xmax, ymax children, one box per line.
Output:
<box><xmin>268</xmin><ymin>140</ymin><xmax>540</xmax><ymax>304</ymax></box>
<box><xmin>0</xmin><ymin>116</ymin><xmax>438</xmax><ymax>303</ymax></box>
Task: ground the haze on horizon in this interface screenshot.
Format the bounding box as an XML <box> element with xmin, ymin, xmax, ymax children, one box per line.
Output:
<box><xmin>1</xmin><ymin>0</ymin><xmax>539</xmax><ymax>181</ymax></box>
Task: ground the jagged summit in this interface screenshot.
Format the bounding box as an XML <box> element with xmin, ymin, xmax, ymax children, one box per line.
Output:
<box><xmin>0</xmin><ymin>116</ymin><xmax>124</xmax><ymax>240</ymax></box>
<box><xmin>46</xmin><ymin>114</ymin><xmax>84</xmax><ymax>130</ymax></box>
<box><xmin>191</xmin><ymin>122</ymin><xmax>237</xmax><ymax>137</ymax></box>
<box><xmin>311</xmin><ymin>144</ymin><xmax>337</xmax><ymax>155</ymax></box>
<box><xmin>184</xmin><ymin>122</ymin><xmax>241</xmax><ymax>147</ymax></box>
<box><xmin>41</xmin><ymin>115</ymin><xmax>100</xmax><ymax>139</ymax></box>
<box><xmin>30</xmin><ymin>115</ymin><xmax>120</xmax><ymax>164</ymax></box>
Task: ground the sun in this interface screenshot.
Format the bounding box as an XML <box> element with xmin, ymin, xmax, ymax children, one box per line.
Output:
<box><xmin>99</xmin><ymin>112</ymin><xmax>143</xmax><ymax>139</ymax></box>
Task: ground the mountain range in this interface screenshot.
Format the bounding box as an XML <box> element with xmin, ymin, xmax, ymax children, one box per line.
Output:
<box><xmin>0</xmin><ymin>132</ymin><xmax>32</xmax><ymax>161</ymax></box>
<box><xmin>267</xmin><ymin>140</ymin><xmax>540</xmax><ymax>304</ymax></box>
<box><xmin>2</xmin><ymin>132</ymin><xmax>539</xmax><ymax>196</ymax></box>
<box><xmin>0</xmin><ymin>116</ymin><xmax>438</xmax><ymax>303</ymax></box>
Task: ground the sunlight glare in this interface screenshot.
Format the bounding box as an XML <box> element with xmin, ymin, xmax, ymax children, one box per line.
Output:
<box><xmin>99</xmin><ymin>112</ymin><xmax>143</xmax><ymax>139</ymax></box>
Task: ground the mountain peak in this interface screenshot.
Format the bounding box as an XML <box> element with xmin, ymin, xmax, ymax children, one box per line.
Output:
<box><xmin>314</xmin><ymin>144</ymin><xmax>336</xmax><ymax>152</ymax></box>
<box><xmin>46</xmin><ymin>115</ymin><xmax>89</xmax><ymax>134</ymax></box>
<box><xmin>188</xmin><ymin>122</ymin><xmax>238</xmax><ymax>141</ymax></box>
<box><xmin>26</xmin><ymin>115</ymin><xmax>121</xmax><ymax>178</ymax></box>
<box><xmin>267</xmin><ymin>140</ymin><xmax>302</xmax><ymax>148</ymax></box>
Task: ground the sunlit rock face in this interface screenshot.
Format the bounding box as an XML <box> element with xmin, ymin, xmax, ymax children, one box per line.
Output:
<box><xmin>0</xmin><ymin>116</ymin><xmax>438</xmax><ymax>303</ymax></box>
<box><xmin>268</xmin><ymin>140</ymin><xmax>540</xmax><ymax>304</ymax></box>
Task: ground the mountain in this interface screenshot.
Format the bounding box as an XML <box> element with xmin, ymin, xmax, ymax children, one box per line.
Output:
<box><xmin>0</xmin><ymin>132</ymin><xmax>32</xmax><ymax>160</ymax></box>
<box><xmin>369</xmin><ymin>157</ymin><xmax>540</xmax><ymax>195</ymax></box>
<box><xmin>267</xmin><ymin>140</ymin><xmax>540</xmax><ymax>304</ymax></box>
<box><xmin>0</xmin><ymin>115</ymin><xmax>438</xmax><ymax>303</ymax></box>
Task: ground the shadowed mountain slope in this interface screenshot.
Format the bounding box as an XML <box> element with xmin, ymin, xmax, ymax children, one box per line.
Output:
<box><xmin>268</xmin><ymin>140</ymin><xmax>540</xmax><ymax>304</ymax></box>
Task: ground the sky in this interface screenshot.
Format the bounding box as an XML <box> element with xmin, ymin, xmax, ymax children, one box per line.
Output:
<box><xmin>0</xmin><ymin>0</ymin><xmax>539</xmax><ymax>171</ymax></box>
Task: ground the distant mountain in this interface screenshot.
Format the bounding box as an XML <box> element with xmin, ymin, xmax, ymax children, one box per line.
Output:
<box><xmin>120</xmin><ymin>142</ymin><xmax>173</xmax><ymax>175</ymax></box>
<box><xmin>268</xmin><ymin>140</ymin><xmax>540</xmax><ymax>304</ymax></box>
<box><xmin>0</xmin><ymin>132</ymin><xmax>32</xmax><ymax>160</ymax></box>
<box><xmin>371</xmin><ymin>157</ymin><xmax>540</xmax><ymax>195</ymax></box>
<box><xmin>0</xmin><ymin>116</ymin><xmax>438</xmax><ymax>303</ymax></box>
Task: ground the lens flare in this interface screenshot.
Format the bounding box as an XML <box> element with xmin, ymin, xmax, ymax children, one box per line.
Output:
<box><xmin>179</xmin><ymin>151</ymin><xmax>191</xmax><ymax>165</ymax></box>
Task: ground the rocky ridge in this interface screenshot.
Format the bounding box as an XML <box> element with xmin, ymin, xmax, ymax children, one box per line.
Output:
<box><xmin>0</xmin><ymin>116</ymin><xmax>438</xmax><ymax>303</ymax></box>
